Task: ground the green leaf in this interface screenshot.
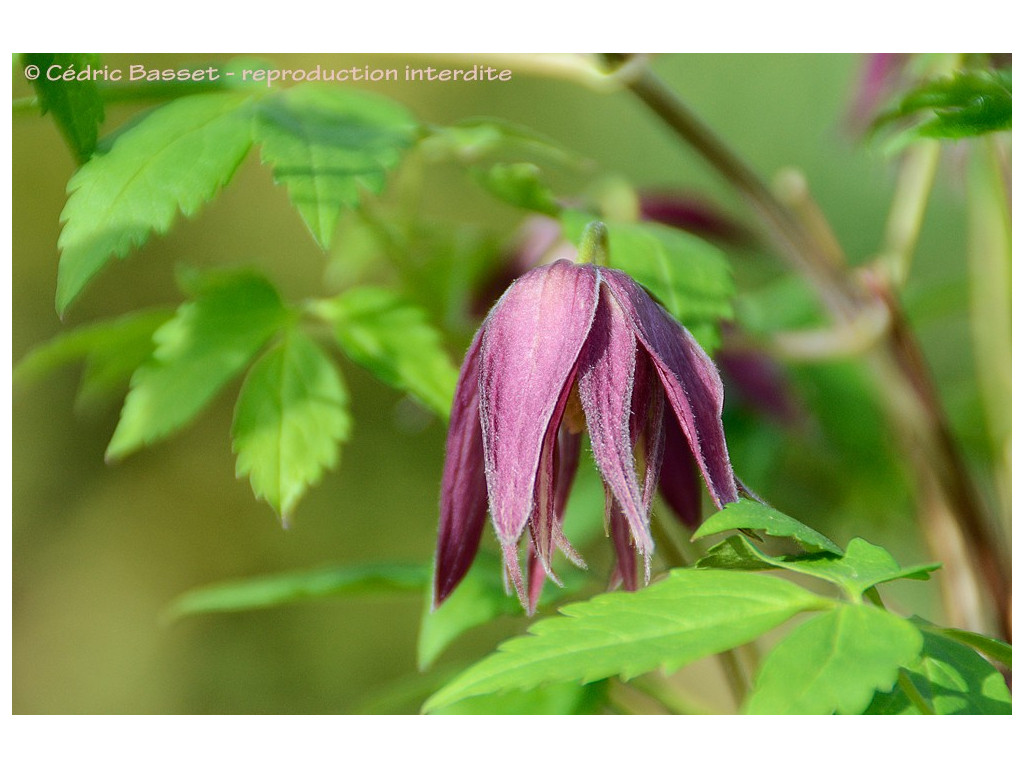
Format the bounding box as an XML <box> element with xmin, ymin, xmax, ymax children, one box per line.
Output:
<box><xmin>694</xmin><ymin>534</ymin><xmax>781</xmax><ymax>572</ymax></box>
<box><xmin>923</xmin><ymin>624</ymin><xmax>1011</xmax><ymax>670</ymax></box>
<box><xmin>422</xmin><ymin>117</ymin><xmax>580</xmax><ymax>167</ymax></box>
<box><xmin>563</xmin><ymin>212</ymin><xmax>735</xmax><ymax>344</ymax></box>
<box><xmin>696</xmin><ymin>534</ymin><xmax>938</xmax><ymax>600</ymax></box>
<box><xmin>694</xmin><ymin>498</ymin><xmax>842</xmax><ymax>554</ymax></box>
<box><xmin>23</xmin><ymin>53</ymin><xmax>105</xmax><ymax>162</ymax></box>
<box><xmin>314</xmin><ymin>287</ymin><xmax>458</xmax><ymax>418</ymax></box>
<box><xmin>14</xmin><ymin>309</ymin><xmax>173</xmax><ymax>408</ymax></box>
<box><xmin>865</xmin><ymin>626</ymin><xmax>1011</xmax><ymax>715</ymax></box>
<box><xmin>430</xmin><ymin>680</ymin><xmax>608</xmax><ymax>715</ymax></box>
<box><xmin>56</xmin><ymin>92</ymin><xmax>254</xmax><ymax>314</ymax></box>
<box><xmin>775</xmin><ymin>538</ymin><xmax>940</xmax><ymax>600</ymax></box>
<box><xmin>164</xmin><ymin>562</ymin><xmax>428</xmax><ymax>621</ymax></box>
<box><xmin>106</xmin><ymin>271</ymin><xmax>288</xmax><ymax>461</ymax></box>
<box><xmin>232</xmin><ymin>328</ymin><xmax>351</xmax><ymax>520</ymax></box>
<box><xmin>253</xmin><ymin>84</ymin><xmax>418</xmax><ymax>249</ymax></box>
<box><xmin>474</xmin><ymin>162</ymin><xmax>561</xmax><ymax>215</ymax></box>
<box><xmin>876</xmin><ymin>68</ymin><xmax>1011</xmax><ymax>143</ymax></box>
<box><xmin>745</xmin><ymin>603</ymin><xmax>923</xmax><ymax>714</ymax></box>
<box><xmin>422</xmin><ymin>569</ymin><xmax>830</xmax><ymax>712</ymax></box>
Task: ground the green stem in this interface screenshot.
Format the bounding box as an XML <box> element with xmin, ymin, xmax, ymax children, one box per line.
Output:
<box><xmin>610</xmin><ymin>55</ymin><xmax>1011</xmax><ymax>640</ymax></box>
<box><xmin>898</xmin><ymin>669</ymin><xmax>936</xmax><ymax>715</ymax></box>
<box><xmin>877</xmin><ymin>140</ymin><xmax>941</xmax><ymax>287</ymax></box>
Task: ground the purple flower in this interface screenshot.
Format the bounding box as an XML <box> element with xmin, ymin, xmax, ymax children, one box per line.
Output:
<box><xmin>434</xmin><ymin>230</ymin><xmax>739</xmax><ymax>612</ymax></box>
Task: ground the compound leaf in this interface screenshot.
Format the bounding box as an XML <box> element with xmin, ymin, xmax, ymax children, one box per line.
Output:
<box><xmin>422</xmin><ymin>569</ymin><xmax>829</xmax><ymax>712</ymax></box>
<box><xmin>106</xmin><ymin>271</ymin><xmax>288</xmax><ymax>460</ymax></box>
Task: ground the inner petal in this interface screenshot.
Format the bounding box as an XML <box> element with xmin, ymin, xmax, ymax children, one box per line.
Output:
<box><xmin>577</xmin><ymin>284</ymin><xmax>653</xmax><ymax>555</ymax></box>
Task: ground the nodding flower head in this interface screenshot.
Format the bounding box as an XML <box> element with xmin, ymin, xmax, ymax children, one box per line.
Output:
<box><xmin>434</xmin><ymin>222</ymin><xmax>738</xmax><ymax>613</ymax></box>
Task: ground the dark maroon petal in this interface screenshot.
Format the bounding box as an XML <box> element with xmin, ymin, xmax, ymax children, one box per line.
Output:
<box><xmin>577</xmin><ymin>284</ymin><xmax>653</xmax><ymax>555</ymax></box>
<box><xmin>639</xmin><ymin>191</ymin><xmax>755</xmax><ymax>248</ymax></box>
<box><xmin>434</xmin><ymin>328</ymin><xmax>488</xmax><ymax>606</ymax></box>
<box><xmin>658</xmin><ymin>408</ymin><xmax>702</xmax><ymax>529</ymax></box>
<box><xmin>479</xmin><ymin>260</ymin><xmax>600</xmax><ymax>576</ymax></box>
<box><xmin>601</xmin><ymin>268</ymin><xmax>738</xmax><ymax>509</ymax></box>
<box><xmin>608</xmin><ymin>500</ymin><xmax>638</xmax><ymax>592</ymax></box>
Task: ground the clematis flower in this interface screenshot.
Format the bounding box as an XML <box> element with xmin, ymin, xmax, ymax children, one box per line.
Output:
<box><xmin>434</xmin><ymin>223</ymin><xmax>739</xmax><ymax>612</ymax></box>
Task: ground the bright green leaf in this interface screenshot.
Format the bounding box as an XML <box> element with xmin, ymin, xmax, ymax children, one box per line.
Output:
<box><xmin>563</xmin><ymin>213</ymin><xmax>735</xmax><ymax>346</ymax></box>
<box><xmin>232</xmin><ymin>328</ymin><xmax>351</xmax><ymax>520</ymax></box>
<box><xmin>876</xmin><ymin>68</ymin><xmax>1011</xmax><ymax>144</ymax></box>
<box><xmin>56</xmin><ymin>92</ymin><xmax>254</xmax><ymax>314</ymax></box>
<box><xmin>865</xmin><ymin>627</ymin><xmax>1011</xmax><ymax>715</ymax></box>
<box><xmin>314</xmin><ymin>287</ymin><xmax>458</xmax><ymax>418</ymax></box>
<box><xmin>474</xmin><ymin>162</ymin><xmax>561</xmax><ymax>215</ymax></box>
<box><xmin>774</xmin><ymin>538</ymin><xmax>940</xmax><ymax>600</ymax></box>
<box><xmin>254</xmin><ymin>84</ymin><xmax>418</xmax><ymax>249</ymax></box>
<box><xmin>106</xmin><ymin>271</ymin><xmax>288</xmax><ymax>461</ymax></box>
<box><xmin>422</xmin><ymin>569</ymin><xmax>830</xmax><ymax>712</ymax></box>
<box><xmin>745</xmin><ymin>603</ymin><xmax>923</xmax><ymax>714</ymax></box>
<box><xmin>164</xmin><ymin>562</ymin><xmax>428</xmax><ymax>621</ymax></box>
<box><xmin>23</xmin><ymin>53</ymin><xmax>105</xmax><ymax>163</ymax></box>
<box><xmin>694</xmin><ymin>498</ymin><xmax>842</xmax><ymax>554</ymax></box>
<box><xmin>695</xmin><ymin>535</ymin><xmax>939</xmax><ymax>600</ymax></box>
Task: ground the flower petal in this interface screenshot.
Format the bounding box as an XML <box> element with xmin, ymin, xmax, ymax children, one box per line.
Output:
<box><xmin>608</xmin><ymin>499</ymin><xmax>638</xmax><ymax>592</ymax></box>
<box><xmin>658</xmin><ymin>408</ymin><xmax>702</xmax><ymax>528</ymax></box>
<box><xmin>479</xmin><ymin>260</ymin><xmax>600</xmax><ymax>551</ymax></box>
<box><xmin>434</xmin><ymin>329</ymin><xmax>488</xmax><ymax>606</ymax></box>
<box><xmin>601</xmin><ymin>268</ymin><xmax>738</xmax><ymax>508</ymax></box>
<box><xmin>577</xmin><ymin>284</ymin><xmax>653</xmax><ymax>554</ymax></box>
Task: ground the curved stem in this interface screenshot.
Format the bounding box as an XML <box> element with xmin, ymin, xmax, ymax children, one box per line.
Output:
<box><xmin>611</xmin><ymin>56</ymin><xmax>1010</xmax><ymax>640</ymax></box>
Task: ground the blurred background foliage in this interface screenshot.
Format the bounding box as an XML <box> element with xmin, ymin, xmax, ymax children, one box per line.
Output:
<box><xmin>12</xmin><ymin>53</ymin><xmax>998</xmax><ymax>713</ymax></box>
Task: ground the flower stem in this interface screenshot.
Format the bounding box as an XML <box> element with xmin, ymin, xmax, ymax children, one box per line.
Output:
<box><xmin>610</xmin><ymin>56</ymin><xmax>1011</xmax><ymax>639</ymax></box>
<box><xmin>577</xmin><ymin>220</ymin><xmax>610</xmax><ymax>266</ymax></box>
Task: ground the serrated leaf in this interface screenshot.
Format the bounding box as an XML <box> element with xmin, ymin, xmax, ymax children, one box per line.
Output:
<box><xmin>474</xmin><ymin>162</ymin><xmax>561</xmax><ymax>215</ymax></box>
<box><xmin>745</xmin><ymin>603</ymin><xmax>923</xmax><ymax>714</ymax></box>
<box><xmin>775</xmin><ymin>538</ymin><xmax>940</xmax><ymax>600</ymax></box>
<box><xmin>875</xmin><ymin>68</ymin><xmax>1011</xmax><ymax>144</ymax></box>
<box><xmin>232</xmin><ymin>328</ymin><xmax>351</xmax><ymax>520</ymax></box>
<box><xmin>563</xmin><ymin>213</ymin><xmax>735</xmax><ymax>346</ymax></box>
<box><xmin>422</xmin><ymin>569</ymin><xmax>830</xmax><ymax>712</ymax></box>
<box><xmin>865</xmin><ymin>625</ymin><xmax>1011</xmax><ymax>715</ymax></box>
<box><xmin>694</xmin><ymin>498</ymin><xmax>842</xmax><ymax>554</ymax></box>
<box><xmin>696</xmin><ymin>534</ymin><xmax>938</xmax><ymax>600</ymax></box>
<box><xmin>56</xmin><ymin>92</ymin><xmax>254</xmax><ymax>314</ymax></box>
<box><xmin>314</xmin><ymin>287</ymin><xmax>458</xmax><ymax>418</ymax></box>
<box><xmin>23</xmin><ymin>53</ymin><xmax>105</xmax><ymax>162</ymax></box>
<box><xmin>106</xmin><ymin>271</ymin><xmax>288</xmax><ymax>461</ymax></box>
<box><xmin>164</xmin><ymin>562</ymin><xmax>428</xmax><ymax>621</ymax></box>
<box><xmin>254</xmin><ymin>84</ymin><xmax>417</xmax><ymax>249</ymax></box>
<box><xmin>14</xmin><ymin>308</ymin><xmax>172</xmax><ymax>401</ymax></box>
